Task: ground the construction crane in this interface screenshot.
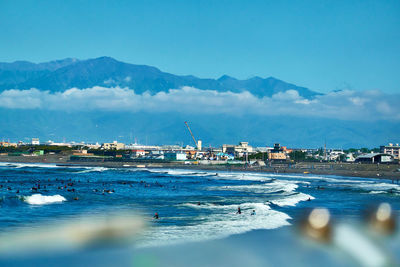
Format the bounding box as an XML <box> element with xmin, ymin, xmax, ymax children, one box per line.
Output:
<box><xmin>184</xmin><ymin>121</ymin><xmax>198</xmax><ymax>149</ymax></box>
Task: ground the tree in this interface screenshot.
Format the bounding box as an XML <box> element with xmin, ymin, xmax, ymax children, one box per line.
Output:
<box><xmin>289</xmin><ymin>151</ymin><xmax>307</xmax><ymax>162</ymax></box>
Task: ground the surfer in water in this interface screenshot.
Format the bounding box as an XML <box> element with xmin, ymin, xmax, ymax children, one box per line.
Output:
<box><xmin>154</xmin><ymin>213</ymin><xmax>159</xmax><ymax>219</ymax></box>
<box><xmin>237</xmin><ymin>207</ymin><xmax>242</xmax><ymax>214</ymax></box>
<box><xmin>251</xmin><ymin>210</ymin><xmax>256</xmax><ymax>216</ymax></box>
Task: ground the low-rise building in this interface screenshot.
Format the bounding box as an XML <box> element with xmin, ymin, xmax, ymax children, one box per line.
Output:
<box><xmin>131</xmin><ymin>149</ymin><xmax>146</xmax><ymax>158</ymax></box>
<box><xmin>268</xmin><ymin>143</ymin><xmax>287</xmax><ymax>161</ymax></box>
<box><xmin>380</xmin><ymin>143</ymin><xmax>400</xmax><ymax>159</ymax></box>
<box><xmin>355</xmin><ymin>153</ymin><xmax>394</xmax><ymax>164</ymax></box>
<box><xmin>85</xmin><ymin>143</ymin><xmax>101</xmax><ymax>149</ymax></box>
<box><xmin>345</xmin><ymin>153</ymin><xmax>355</xmax><ymax>162</ymax></box>
<box><xmin>222</xmin><ymin>142</ymin><xmax>253</xmax><ymax>158</ymax></box>
<box><xmin>33</xmin><ymin>150</ymin><xmax>44</xmax><ymax>156</ymax></box>
<box><xmin>328</xmin><ymin>150</ymin><xmax>345</xmax><ymax>161</ymax></box>
<box><xmin>0</xmin><ymin>142</ymin><xmax>18</xmax><ymax>147</ymax></box>
<box><xmin>102</xmin><ymin>141</ymin><xmax>125</xmax><ymax>150</ymax></box>
<box><xmin>164</xmin><ymin>152</ymin><xmax>187</xmax><ymax>161</ymax></box>
<box><xmin>31</xmin><ymin>138</ymin><xmax>40</xmax><ymax>145</ymax></box>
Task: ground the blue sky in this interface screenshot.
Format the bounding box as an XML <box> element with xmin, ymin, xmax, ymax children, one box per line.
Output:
<box><xmin>0</xmin><ymin>0</ymin><xmax>399</xmax><ymax>93</ymax></box>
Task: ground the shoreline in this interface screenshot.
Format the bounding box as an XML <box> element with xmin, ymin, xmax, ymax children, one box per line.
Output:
<box><xmin>1</xmin><ymin>155</ymin><xmax>399</xmax><ymax>181</ymax></box>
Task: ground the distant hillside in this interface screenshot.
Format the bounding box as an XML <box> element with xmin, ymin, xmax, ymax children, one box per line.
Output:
<box><xmin>0</xmin><ymin>57</ymin><xmax>320</xmax><ymax>98</ymax></box>
<box><xmin>0</xmin><ymin>109</ymin><xmax>398</xmax><ymax>148</ymax></box>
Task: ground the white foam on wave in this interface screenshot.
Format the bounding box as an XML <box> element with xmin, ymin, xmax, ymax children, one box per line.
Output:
<box><xmin>270</xmin><ymin>193</ymin><xmax>315</xmax><ymax>207</ymax></box>
<box><xmin>0</xmin><ymin>162</ymin><xmax>59</xmax><ymax>169</ymax></box>
<box><xmin>355</xmin><ymin>182</ymin><xmax>400</xmax><ymax>193</ymax></box>
<box><xmin>213</xmin><ymin>172</ymin><xmax>274</xmax><ymax>182</ymax></box>
<box><xmin>24</xmin><ymin>194</ymin><xmax>66</xmax><ymax>205</ymax></box>
<box><xmin>77</xmin><ymin>166</ymin><xmax>109</xmax><ymax>173</ymax></box>
<box><xmin>208</xmin><ymin>179</ymin><xmax>298</xmax><ymax>194</ymax></box>
<box><xmin>260</xmin><ymin>172</ymin><xmax>379</xmax><ymax>185</ymax></box>
<box><xmin>139</xmin><ymin>202</ymin><xmax>291</xmax><ymax>247</ymax></box>
<box><xmin>168</xmin><ymin>170</ymin><xmax>211</xmax><ymax>177</ymax></box>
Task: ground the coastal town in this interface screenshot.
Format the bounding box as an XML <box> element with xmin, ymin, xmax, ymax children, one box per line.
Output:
<box><xmin>0</xmin><ymin>137</ymin><xmax>399</xmax><ymax>165</ymax></box>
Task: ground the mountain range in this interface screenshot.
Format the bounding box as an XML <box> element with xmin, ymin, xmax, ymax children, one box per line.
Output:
<box><xmin>0</xmin><ymin>57</ymin><xmax>396</xmax><ymax>148</ymax></box>
<box><xmin>0</xmin><ymin>56</ymin><xmax>319</xmax><ymax>98</ymax></box>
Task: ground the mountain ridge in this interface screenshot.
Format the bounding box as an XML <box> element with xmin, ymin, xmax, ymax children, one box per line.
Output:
<box><xmin>0</xmin><ymin>57</ymin><xmax>320</xmax><ymax>98</ymax></box>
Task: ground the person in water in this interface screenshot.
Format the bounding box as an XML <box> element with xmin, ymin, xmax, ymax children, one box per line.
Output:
<box><xmin>237</xmin><ymin>207</ymin><xmax>242</xmax><ymax>214</ymax></box>
<box><xmin>154</xmin><ymin>213</ymin><xmax>159</xmax><ymax>219</ymax></box>
<box><xmin>251</xmin><ymin>210</ymin><xmax>256</xmax><ymax>216</ymax></box>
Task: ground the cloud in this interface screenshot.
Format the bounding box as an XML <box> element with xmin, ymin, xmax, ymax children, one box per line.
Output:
<box><xmin>0</xmin><ymin>86</ymin><xmax>399</xmax><ymax>121</ymax></box>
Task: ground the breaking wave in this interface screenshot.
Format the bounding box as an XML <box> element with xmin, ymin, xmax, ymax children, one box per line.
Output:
<box><xmin>23</xmin><ymin>194</ymin><xmax>66</xmax><ymax>205</ymax></box>
<box><xmin>140</xmin><ymin>202</ymin><xmax>291</xmax><ymax>247</ymax></box>
<box><xmin>270</xmin><ymin>192</ymin><xmax>314</xmax><ymax>207</ymax></box>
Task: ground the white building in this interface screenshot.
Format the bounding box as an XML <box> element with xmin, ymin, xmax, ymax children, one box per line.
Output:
<box><xmin>222</xmin><ymin>141</ymin><xmax>254</xmax><ymax>157</ymax></box>
<box><xmin>31</xmin><ymin>138</ymin><xmax>40</xmax><ymax>145</ymax></box>
<box><xmin>131</xmin><ymin>149</ymin><xmax>146</xmax><ymax>158</ymax></box>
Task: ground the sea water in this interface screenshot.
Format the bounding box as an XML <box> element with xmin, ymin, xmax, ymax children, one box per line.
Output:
<box><xmin>0</xmin><ymin>162</ymin><xmax>399</xmax><ymax>247</ymax></box>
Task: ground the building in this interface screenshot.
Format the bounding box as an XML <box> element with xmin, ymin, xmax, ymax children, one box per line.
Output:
<box><xmin>0</xmin><ymin>142</ymin><xmax>18</xmax><ymax>147</ymax></box>
<box><xmin>197</xmin><ymin>140</ymin><xmax>202</xmax><ymax>151</ymax></box>
<box><xmin>380</xmin><ymin>143</ymin><xmax>400</xmax><ymax>160</ymax></box>
<box><xmin>222</xmin><ymin>144</ymin><xmax>235</xmax><ymax>155</ymax></box>
<box><xmin>268</xmin><ymin>143</ymin><xmax>287</xmax><ymax>161</ymax></box>
<box><xmin>131</xmin><ymin>149</ymin><xmax>146</xmax><ymax>158</ymax></box>
<box><xmin>164</xmin><ymin>152</ymin><xmax>187</xmax><ymax>161</ymax></box>
<box><xmin>31</xmin><ymin>138</ymin><xmax>40</xmax><ymax>145</ymax></box>
<box><xmin>33</xmin><ymin>150</ymin><xmax>44</xmax><ymax>156</ymax></box>
<box><xmin>345</xmin><ymin>153</ymin><xmax>355</xmax><ymax>162</ymax></box>
<box><xmin>328</xmin><ymin>150</ymin><xmax>345</xmax><ymax>161</ymax></box>
<box><xmin>222</xmin><ymin>142</ymin><xmax>253</xmax><ymax>158</ymax></box>
<box><xmin>84</xmin><ymin>143</ymin><xmax>101</xmax><ymax>149</ymax></box>
<box><xmin>355</xmin><ymin>153</ymin><xmax>395</xmax><ymax>164</ymax></box>
<box><xmin>102</xmin><ymin>141</ymin><xmax>125</xmax><ymax>150</ymax></box>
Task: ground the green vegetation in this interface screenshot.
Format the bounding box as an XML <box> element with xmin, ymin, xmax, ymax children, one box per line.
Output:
<box><xmin>237</xmin><ymin>152</ymin><xmax>268</xmax><ymax>161</ymax></box>
<box><xmin>288</xmin><ymin>151</ymin><xmax>307</xmax><ymax>161</ymax></box>
<box><xmin>0</xmin><ymin>145</ymin><xmax>77</xmax><ymax>154</ymax></box>
<box><xmin>248</xmin><ymin>152</ymin><xmax>268</xmax><ymax>160</ymax></box>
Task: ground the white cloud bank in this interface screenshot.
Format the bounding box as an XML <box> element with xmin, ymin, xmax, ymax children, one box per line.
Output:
<box><xmin>0</xmin><ymin>86</ymin><xmax>399</xmax><ymax>121</ymax></box>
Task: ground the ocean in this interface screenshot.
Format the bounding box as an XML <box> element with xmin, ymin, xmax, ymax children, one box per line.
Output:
<box><xmin>0</xmin><ymin>162</ymin><xmax>399</xmax><ymax>248</ymax></box>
